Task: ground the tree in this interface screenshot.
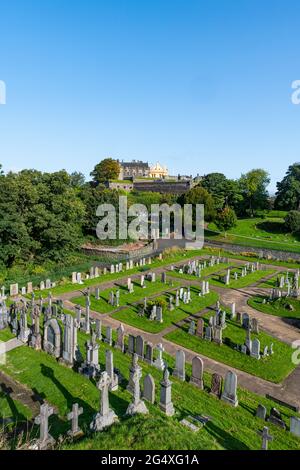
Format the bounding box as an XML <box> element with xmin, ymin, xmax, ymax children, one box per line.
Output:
<box><xmin>183</xmin><ymin>186</ymin><xmax>216</xmax><ymax>221</ymax></box>
<box><xmin>275</xmin><ymin>163</ymin><xmax>300</xmax><ymax>210</ymax></box>
<box><xmin>200</xmin><ymin>172</ymin><xmax>243</xmax><ymax>211</ymax></box>
<box><xmin>239</xmin><ymin>169</ymin><xmax>270</xmax><ymax>217</ymax></box>
<box><xmin>90</xmin><ymin>158</ymin><xmax>120</xmax><ymax>184</ymax></box>
<box><xmin>284</xmin><ymin>211</ymin><xmax>300</xmax><ymax>234</ymax></box>
<box><xmin>70</xmin><ymin>171</ymin><xmax>85</xmax><ymax>188</ymax></box>
<box><xmin>214</xmin><ymin>207</ymin><xmax>237</xmax><ymax>236</ymax></box>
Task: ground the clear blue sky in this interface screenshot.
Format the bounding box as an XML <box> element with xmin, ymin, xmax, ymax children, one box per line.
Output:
<box><xmin>1</xmin><ymin>0</ymin><xmax>300</xmax><ymax>192</ymax></box>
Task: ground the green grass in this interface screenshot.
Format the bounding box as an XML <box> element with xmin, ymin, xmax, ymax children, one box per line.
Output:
<box><xmin>71</xmin><ymin>279</ymin><xmax>180</xmax><ymax>314</ymax></box>
<box><xmin>0</xmin><ymin>391</ymin><xmax>32</xmax><ymax>425</ymax></box>
<box><xmin>1</xmin><ymin>332</ymin><xmax>299</xmax><ymax>450</ymax></box>
<box><xmin>167</xmin><ymin>262</ymin><xmax>232</xmax><ymax>282</ymax></box>
<box><xmin>165</xmin><ymin>310</ymin><xmax>295</xmax><ymax>383</ymax></box>
<box><xmin>208</xmin><ymin>267</ymin><xmax>276</xmax><ymax>289</ymax></box>
<box><xmin>248</xmin><ymin>295</ymin><xmax>300</xmax><ymax>321</ymax></box>
<box><xmin>206</xmin><ymin>214</ymin><xmax>300</xmax><ymax>254</ymax></box>
<box><xmin>112</xmin><ymin>289</ymin><xmax>219</xmax><ymax>333</ymax></box>
<box><xmin>0</xmin><ymin>328</ymin><xmax>16</xmax><ymax>342</ymax></box>
<box><xmin>24</xmin><ymin>250</ymin><xmax>203</xmax><ymax>299</ymax></box>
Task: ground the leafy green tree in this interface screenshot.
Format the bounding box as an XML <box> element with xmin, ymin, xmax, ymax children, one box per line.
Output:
<box><xmin>284</xmin><ymin>210</ymin><xmax>300</xmax><ymax>234</ymax></box>
<box><xmin>70</xmin><ymin>171</ymin><xmax>85</xmax><ymax>188</ymax></box>
<box><xmin>90</xmin><ymin>158</ymin><xmax>120</xmax><ymax>184</ymax></box>
<box><xmin>275</xmin><ymin>163</ymin><xmax>300</xmax><ymax>210</ymax></box>
<box><xmin>214</xmin><ymin>207</ymin><xmax>237</xmax><ymax>236</ymax></box>
<box><xmin>239</xmin><ymin>169</ymin><xmax>270</xmax><ymax>217</ymax></box>
<box><xmin>200</xmin><ymin>172</ymin><xmax>243</xmax><ymax>211</ymax></box>
<box><xmin>183</xmin><ymin>186</ymin><xmax>216</xmax><ymax>221</ymax></box>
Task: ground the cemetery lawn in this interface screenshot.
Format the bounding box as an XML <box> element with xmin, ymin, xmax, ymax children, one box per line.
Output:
<box><xmin>71</xmin><ymin>280</ymin><xmax>180</xmax><ymax>314</ymax></box>
<box><xmin>0</xmin><ymin>328</ymin><xmax>16</xmax><ymax>342</ymax></box>
<box><xmin>206</xmin><ymin>213</ymin><xmax>300</xmax><ymax>254</ymax></box>
<box><xmin>111</xmin><ymin>289</ymin><xmax>219</xmax><ymax>334</ymax></box>
<box><xmin>1</xmin><ymin>340</ymin><xmax>300</xmax><ymax>450</ymax></box>
<box><xmin>208</xmin><ymin>268</ymin><xmax>276</xmax><ymax>289</ymax></box>
<box><xmin>248</xmin><ymin>295</ymin><xmax>300</xmax><ymax>321</ymax></box>
<box><xmin>164</xmin><ymin>312</ymin><xmax>295</xmax><ymax>383</ymax></box>
<box><xmin>167</xmin><ymin>263</ymin><xmax>232</xmax><ymax>282</ymax></box>
<box><xmin>0</xmin><ymin>391</ymin><xmax>32</xmax><ymax>425</ymax></box>
<box><xmin>25</xmin><ymin>250</ymin><xmax>203</xmax><ymax>299</ymax></box>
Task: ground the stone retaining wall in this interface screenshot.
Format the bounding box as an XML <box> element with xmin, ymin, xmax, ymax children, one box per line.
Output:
<box><xmin>205</xmin><ymin>239</ymin><xmax>300</xmax><ymax>263</ymax></box>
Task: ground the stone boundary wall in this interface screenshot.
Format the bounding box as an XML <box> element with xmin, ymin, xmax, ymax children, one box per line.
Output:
<box><xmin>205</xmin><ymin>239</ymin><xmax>300</xmax><ymax>263</ymax></box>
<box><xmin>82</xmin><ymin>241</ymin><xmax>157</xmax><ymax>262</ymax></box>
<box><xmin>133</xmin><ymin>180</ymin><xmax>192</xmax><ymax>194</ymax></box>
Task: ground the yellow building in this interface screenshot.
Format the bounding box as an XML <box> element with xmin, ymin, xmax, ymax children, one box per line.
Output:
<box><xmin>149</xmin><ymin>162</ymin><xmax>169</xmax><ymax>179</ymax></box>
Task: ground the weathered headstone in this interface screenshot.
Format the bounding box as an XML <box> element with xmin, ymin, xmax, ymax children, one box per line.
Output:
<box><xmin>221</xmin><ymin>371</ymin><xmax>238</xmax><ymax>407</ymax></box>
<box><xmin>173</xmin><ymin>350</ymin><xmax>185</xmax><ymax>381</ymax></box>
<box><xmin>90</xmin><ymin>371</ymin><xmax>119</xmax><ymax>431</ymax></box>
<box><xmin>34</xmin><ymin>403</ymin><xmax>56</xmax><ymax>450</ymax></box>
<box><xmin>256</xmin><ymin>404</ymin><xmax>267</xmax><ymax>420</ymax></box>
<box><xmin>159</xmin><ymin>368</ymin><xmax>175</xmax><ymax>416</ymax></box>
<box><xmin>210</xmin><ymin>373</ymin><xmax>222</xmax><ymax>398</ymax></box>
<box><xmin>143</xmin><ymin>374</ymin><xmax>155</xmax><ymax>404</ymax></box>
<box><xmin>190</xmin><ymin>356</ymin><xmax>204</xmax><ymax>389</ymax></box>
<box><xmin>67</xmin><ymin>403</ymin><xmax>83</xmax><ymax>438</ymax></box>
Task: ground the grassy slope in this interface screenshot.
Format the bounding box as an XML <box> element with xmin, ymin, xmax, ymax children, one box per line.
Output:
<box><xmin>164</xmin><ymin>311</ymin><xmax>295</xmax><ymax>383</ymax></box>
<box><xmin>25</xmin><ymin>250</ymin><xmax>203</xmax><ymax>299</ymax></box>
<box><xmin>248</xmin><ymin>295</ymin><xmax>300</xmax><ymax>320</ymax></box>
<box><xmin>208</xmin><ymin>268</ymin><xmax>276</xmax><ymax>289</ymax></box>
<box><xmin>0</xmin><ymin>391</ymin><xmax>32</xmax><ymax>424</ymax></box>
<box><xmin>0</xmin><ymin>328</ymin><xmax>16</xmax><ymax>342</ymax></box>
<box><xmin>71</xmin><ymin>279</ymin><xmax>180</xmax><ymax>314</ymax></box>
<box><xmin>207</xmin><ymin>215</ymin><xmax>300</xmax><ymax>254</ymax></box>
<box><xmin>112</xmin><ymin>290</ymin><xmax>219</xmax><ymax>334</ymax></box>
<box><xmin>1</xmin><ymin>336</ymin><xmax>299</xmax><ymax>450</ymax></box>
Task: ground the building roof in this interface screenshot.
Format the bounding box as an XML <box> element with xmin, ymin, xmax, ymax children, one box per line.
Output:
<box><xmin>119</xmin><ymin>160</ymin><xmax>149</xmax><ymax>168</ymax></box>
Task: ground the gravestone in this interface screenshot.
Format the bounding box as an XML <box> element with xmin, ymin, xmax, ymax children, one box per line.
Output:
<box><xmin>43</xmin><ymin>318</ymin><xmax>61</xmax><ymax>358</ymax></box>
<box><xmin>143</xmin><ymin>374</ymin><xmax>155</xmax><ymax>404</ymax></box>
<box><xmin>153</xmin><ymin>343</ymin><xmax>165</xmax><ymax>370</ymax></box>
<box><xmin>126</xmin><ymin>359</ymin><xmax>148</xmax><ymax>416</ymax></box>
<box><xmin>116</xmin><ymin>323</ymin><xmax>125</xmax><ymax>352</ymax></box>
<box><xmin>257</xmin><ymin>426</ymin><xmax>273</xmax><ymax>450</ymax></box>
<box><xmin>252</xmin><ymin>318</ymin><xmax>259</xmax><ymax>334</ymax></box>
<box><xmin>34</xmin><ymin>403</ymin><xmax>56</xmax><ymax>450</ymax></box>
<box><xmin>290</xmin><ymin>417</ymin><xmax>300</xmax><ymax>437</ymax></box>
<box><xmin>27</xmin><ymin>282</ymin><xmax>33</xmax><ymax>294</ymax></box>
<box><xmin>128</xmin><ymin>334</ymin><xmax>136</xmax><ymax>354</ymax></box>
<box><xmin>159</xmin><ymin>368</ymin><xmax>175</xmax><ymax>416</ymax></box>
<box><xmin>251</xmin><ymin>338</ymin><xmax>261</xmax><ymax>360</ymax></box>
<box><xmin>190</xmin><ymin>356</ymin><xmax>204</xmax><ymax>389</ymax></box>
<box><xmin>173</xmin><ymin>350</ymin><xmax>185</xmax><ymax>381</ymax></box>
<box><xmin>105</xmin><ymin>349</ymin><xmax>118</xmax><ymax>391</ymax></box>
<box><xmin>104</xmin><ymin>326</ymin><xmax>113</xmax><ymax>346</ymax></box>
<box><xmin>221</xmin><ymin>371</ymin><xmax>238</xmax><ymax>407</ymax></box>
<box><xmin>90</xmin><ymin>371</ymin><xmax>119</xmax><ymax>432</ymax></box>
<box><xmin>10</xmin><ymin>283</ymin><xmax>18</xmax><ymax>297</ymax></box>
<box><xmin>196</xmin><ymin>318</ymin><xmax>204</xmax><ymax>338</ymax></box>
<box><xmin>256</xmin><ymin>404</ymin><xmax>267</xmax><ymax>420</ymax></box>
<box><xmin>242</xmin><ymin>313</ymin><xmax>250</xmax><ymax>329</ymax></box>
<box><xmin>188</xmin><ymin>320</ymin><xmax>196</xmax><ymax>335</ymax></box>
<box><xmin>136</xmin><ymin>335</ymin><xmax>145</xmax><ymax>359</ymax></box>
<box><xmin>210</xmin><ymin>373</ymin><xmax>222</xmax><ymax>398</ymax></box>
<box><xmin>67</xmin><ymin>403</ymin><xmax>83</xmax><ymax>438</ymax></box>
<box><xmin>145</xmin><ymin>342</ymin><xmax>153</xmax><ymax>364</ymax></box>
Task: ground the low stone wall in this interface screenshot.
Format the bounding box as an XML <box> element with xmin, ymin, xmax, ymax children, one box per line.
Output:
<box><xmin>133</xmin><ymin>180</ymin><xmax>192</xmax><ymax>194</ymax></box>
<box><xmin>82</xmin><ymin>241</ymin><xmax>157</xmax><ymax>262</ymax></box>
<box><xmin>205</xmin><ymin>239</ymin><xmax>300</xmax><ymax>263</ymax></box>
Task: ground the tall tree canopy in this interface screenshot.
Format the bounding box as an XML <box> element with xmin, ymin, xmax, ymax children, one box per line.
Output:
<box><xmin>275</xmin><ymin>163</ymin><xmax>300</xmax><ymax>210</ymax></box>
<box><xmin>183</xmin><ymin>186</ymin><xmax>216</xmax><ymax>221</ymax></box>
<box><xmin>238</xmin><ymin>169</ymin><xmax>270</xmax><ymax>217</ymax></box>
<box><xmin>200</xmin><ymin>172</ymin><xmax>242</xmax><ymax>211</ymax></box>
<box><xmin>90</xmin><ymin>158</ymin><xmax>120</xmax><ymax>184</ymax></box>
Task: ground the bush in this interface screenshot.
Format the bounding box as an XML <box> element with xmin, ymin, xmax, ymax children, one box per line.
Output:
<box><xmin>284</xmin><ymin>211</ymin><xmax>300</xmax><ymax>234</ymax></box>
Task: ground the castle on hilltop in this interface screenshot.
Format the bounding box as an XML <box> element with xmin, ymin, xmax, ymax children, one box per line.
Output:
<box><xmin>117</xmin><ymin>159</ymin><xmax>169</xmax><ymax>180</ymax></box>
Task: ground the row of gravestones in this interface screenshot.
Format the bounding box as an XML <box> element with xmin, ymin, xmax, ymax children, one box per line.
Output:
<box><xmin>126</xmin><ymin>333</ymin><xmax>239</xmax><ymax>407</ymax></box>
<box><xmin>71</xmin><ymin>257</ymin><xmax>154</xmax><ymax>286</ymax></box>
<box><xmin>256</xmin><ymin>404</ymin><xmax>300</xmax><ymax>439</ymax></box>
<box><xmin>30</xmin><ymin>353</ymin><xmax>175</xmax><ymax>450</ymax></box>
<box><xmin>7</xmin><ymin>279</ymin><xmax>56</xmax><ymax>298</ymax></box>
